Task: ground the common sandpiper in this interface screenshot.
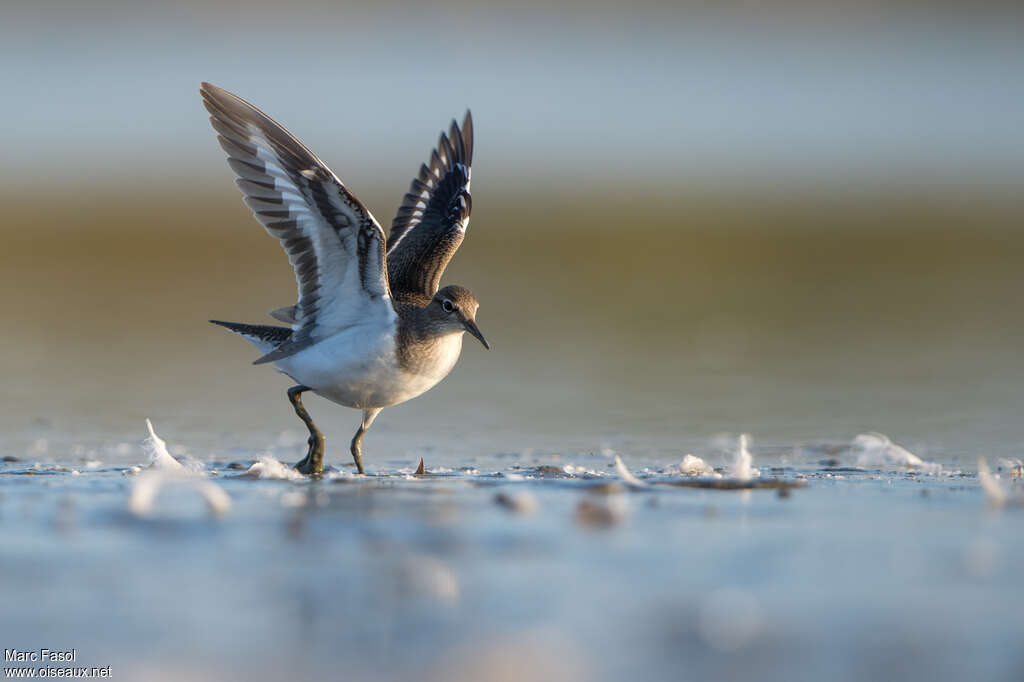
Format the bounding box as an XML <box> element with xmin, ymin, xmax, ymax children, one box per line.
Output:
<box><xmin>200</xmin><ymin>83</ymin><xmax>487</xmax><ymax>476</ymax></box>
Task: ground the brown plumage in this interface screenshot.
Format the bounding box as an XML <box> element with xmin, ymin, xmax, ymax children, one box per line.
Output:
<box><xmin>386</xmin><ymin>112</ymin><xmax>474</xmax><ymax>299</ymax></box>
<box><xmin>395</xmin><ymin>286</ymin><xmax>485</xmax><ymax>372</ymax></box>
<box><xmin>201</xmin><ymin>83</ymin><xmax>486</xmax><ymax>476</ymax></box>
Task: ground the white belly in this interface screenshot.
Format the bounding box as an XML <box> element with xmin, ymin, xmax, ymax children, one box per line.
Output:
<box><xmin>273</xmin><ymin>325</ymin><xmax>464</xmax><ymax>409</ymax></box>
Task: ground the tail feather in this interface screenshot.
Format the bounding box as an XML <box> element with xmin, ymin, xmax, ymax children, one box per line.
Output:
<box><xmin>268</xmin><ymin>305</ymin><xmax>298</xmax><ymax>325</ymax></box>
<box><xmin>210</xmin><ymin>320</ymin><xmax>292</xmax><ymax>358</ymax></box>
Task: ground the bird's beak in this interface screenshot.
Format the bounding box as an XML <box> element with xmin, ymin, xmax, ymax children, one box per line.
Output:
<box><xmin>463</xmin><ymin>318</ymin><xmax>489</xmax><ymax>349</ymax></box>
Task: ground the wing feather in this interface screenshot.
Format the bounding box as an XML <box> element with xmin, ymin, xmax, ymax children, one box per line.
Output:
<box><xmin>200</xmin><ymin>83</ymin><xmax>394</xmax><ymax>363</ymax></box>
<box><xmin>386</xmin><ymin>111</ymin><xmax>474</xmax><ymax>299</ymax></box>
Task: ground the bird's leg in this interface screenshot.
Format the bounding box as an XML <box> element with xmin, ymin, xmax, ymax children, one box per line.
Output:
<box><xmin>288</xmin><ymin>385</ymin><xmax>325</xmax><ymax>476</ymax></box>
<box><xmin>350</xmin><ymin>408</ymin><xmax>381</xmax><ymax>475</ymax></box>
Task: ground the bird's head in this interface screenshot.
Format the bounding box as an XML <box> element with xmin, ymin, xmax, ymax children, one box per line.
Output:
<box><xmin>429</xmin><ymin>285</ymin><xmax>488</xmax><ymax>349</ymax></box>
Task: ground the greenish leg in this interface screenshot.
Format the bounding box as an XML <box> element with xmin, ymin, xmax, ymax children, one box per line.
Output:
<box><xmin>289</xmin><ymin>385</ymin><xmax>325</xmax><ymax>476</ymax></box>
<box><xmin>350</xmin><ymin>408</ymin><xmax>381</xmax><ymax>475</ymax></box>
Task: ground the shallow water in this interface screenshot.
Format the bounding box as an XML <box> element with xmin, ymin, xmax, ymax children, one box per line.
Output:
<box><xmin>2</xmin><ymin>429</ymin><xmax>1024</xmax><ymax>681</ymax></box>
<box><xmin>2</xmin><ymin>189</ymin><xmax>1024</xmax><ymax>679</ymax></box>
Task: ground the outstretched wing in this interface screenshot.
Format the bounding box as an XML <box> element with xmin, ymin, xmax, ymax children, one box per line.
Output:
<box><xmin>200</xmin><ymin>83</ymin><xmax>394</xmax><ymax>364</ymax></box>
<box><xmin>386</xmin><ymin>111</ymin><xmax>473</xmax><ymax>299</ymax></box>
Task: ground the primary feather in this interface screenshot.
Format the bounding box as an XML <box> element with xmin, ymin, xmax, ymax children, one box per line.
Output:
<box><xmin>387</xmin><ymin>111</ymin><xmax>474</xmax><ymax>300</ymax></box>
<box><xmin>200</xmin><ymin>82</ymin><xmax>394</xmax><ymax>364</ymax></box>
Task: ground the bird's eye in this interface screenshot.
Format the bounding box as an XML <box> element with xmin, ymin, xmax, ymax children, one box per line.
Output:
<box><xmin>442</xmin><ymin>299</ymin><xmax>455</xmax><ymax>313</ymax></box>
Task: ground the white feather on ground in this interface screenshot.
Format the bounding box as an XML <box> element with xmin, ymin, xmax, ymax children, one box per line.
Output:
<box><xmin>129</xmin><ymin>420</ymin><xmax>231</xmax><ymax>517</ymax></box>
<box><xmin>143</xmin><ymin>418</ymin><xmax>184</xmax><ymax>471</ymax></box>
<box><xmin>729</xmin><ymin>434</ymin><xmax>760</xmax><ymax>481</ymax></box>
<box><xmin>851</xmin><ymin>432</ymin><xmax>942</xmax><ymax>474</ymax></box>
<box><xmin>613</xmin><ymin>455</ymin><xmax>648</xmax><ymax>489</ymax></box>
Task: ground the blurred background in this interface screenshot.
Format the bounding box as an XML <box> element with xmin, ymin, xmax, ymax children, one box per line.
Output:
<box><xmin>3</xmin><ymin>3</ymin><xmax>1024</xmax><ymax>682</ymax></box>
<box><xmin>1</xmin><ymin>0</ymin><xmax>1023</xmax><ymax>458</ymax></box>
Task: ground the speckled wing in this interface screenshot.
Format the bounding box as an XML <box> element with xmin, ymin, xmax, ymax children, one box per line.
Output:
<box><xmin>200</xmin><ymin>83</ymin><xmax>393</xmax><ymax>364</ymax></box>
<box><xmin>386</xmin><ymin>111</ymin><xmax>473</xmax><ymax>299</ymax></box>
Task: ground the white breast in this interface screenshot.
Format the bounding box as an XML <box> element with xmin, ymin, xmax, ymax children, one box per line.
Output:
<box><xmin>274</xmin><ymin>326</ymin><xmax>464</xmax><ymax>410</ymax></box>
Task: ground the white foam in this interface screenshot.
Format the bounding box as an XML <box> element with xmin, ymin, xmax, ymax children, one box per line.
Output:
<box><xmin>852</xmin><ymin>432</ymin><xmax>941</xmax><ymax>474</ymax></box>
<box><xmin>242</xmin><ymin>456</ymin><xmax>306</xmax><ymax>481</ymax></box>
<box><xmin>729</xmin><ymin>434</ymin><xmax>760</xmax><ymax>481</ymax></box>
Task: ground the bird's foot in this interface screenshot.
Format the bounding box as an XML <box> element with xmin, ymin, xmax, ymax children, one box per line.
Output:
<box><xmin>350</xmin><ymin>444</ymin><xmax>365</xmax><ymax>475</ymax></box>
<box><xmin>294</xmin><ymin>435</ymin><xmax>325</xmax><ymax>476</ymax></box>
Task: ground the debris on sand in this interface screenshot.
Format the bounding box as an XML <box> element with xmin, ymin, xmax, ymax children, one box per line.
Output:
<box><xmin>852</xmin><ymin>433</ymin><xmax>941</xmax><ymax>474</ymax></box>
<box><xmin>978</xmin><ymin>457</ymin><xmax>1024</xmax><ymax>508</ymax></box>
<box><xmin>129</xmin><ymin>420</ymin><xmax>231</xmax><ymax>517</ymax></box>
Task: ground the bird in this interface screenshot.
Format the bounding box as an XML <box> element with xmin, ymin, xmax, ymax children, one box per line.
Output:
<box><xmin>199</xmin><ymin>82</ymin><xmax>487</xmax><ymax>476</ymax></box>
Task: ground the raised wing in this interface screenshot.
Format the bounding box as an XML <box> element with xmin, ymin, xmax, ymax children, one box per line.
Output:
<box><xmin>200</xmin><ymin>83</ymin><xmax>394</xmax><ymax>364</ymax></box>
<box><xmin>386</xmin><ymin>111</ymin><xmax>473</xmax><ymax>299</ymax></box>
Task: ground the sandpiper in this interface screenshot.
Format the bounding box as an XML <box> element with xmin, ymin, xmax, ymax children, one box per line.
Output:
<box><xmin>200</xmin><ymin>83</ymin><xmax>487</xmax><ymax>476</ymax></box>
